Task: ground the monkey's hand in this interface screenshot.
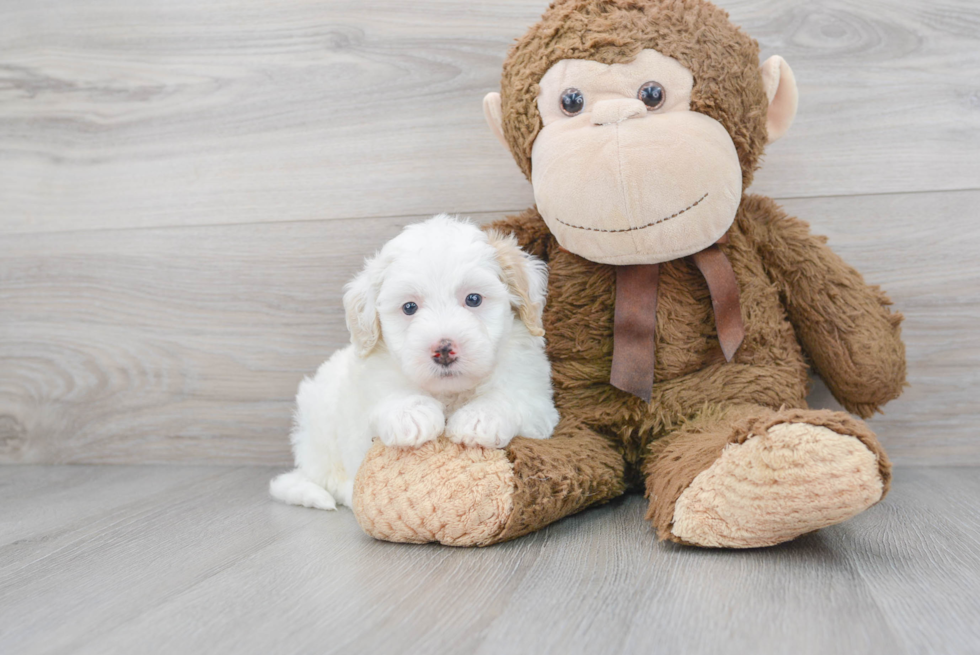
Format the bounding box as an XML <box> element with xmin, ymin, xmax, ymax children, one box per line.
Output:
<box><xmin>751</xmin><ymin>195</ymin><xmax>906</xmax><ymax>418</ymax></box>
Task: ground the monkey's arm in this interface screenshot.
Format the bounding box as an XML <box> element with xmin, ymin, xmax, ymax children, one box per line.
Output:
<box><xmin>749</xmin><ymin>196</ymin><xmax>906</xmax><ymax>418</ymax></box>
<box><xmin>485</xmin><ymin>208</ymin><xmax>553</xmax><ymax>262</ymax></box>
<box><xmin>353</xmin><ymin>420</ymin><xmax>627</xmax><ymax>546</ymax></box>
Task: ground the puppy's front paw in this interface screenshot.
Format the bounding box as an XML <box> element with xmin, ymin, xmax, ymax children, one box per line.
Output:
<box><xmin>374</xmin><ymin>396</ymin><xmax>445</xmax><ymax>448</ymax></box>
<box><xmin>446</xmin><ymin>404</ymin><xmax>519</xmax><ymax>449</ymax></box>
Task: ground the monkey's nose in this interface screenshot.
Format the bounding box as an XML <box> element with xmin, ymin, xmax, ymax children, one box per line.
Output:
<box><xmin>591</xmin><ymin>99</ymin><xmax>646</xmax><ymax>126</ymax></box>
<box><xmin>431</xmin><ymin>339</ymin><xmax>458</xmax><ymax>367</ymax></box>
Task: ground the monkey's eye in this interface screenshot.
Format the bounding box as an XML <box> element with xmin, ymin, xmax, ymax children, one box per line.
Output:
<box><xmin>638</xmin><ymin>81</ymin><xmax>666</xmax><ymax>110</ymax></box>
<box><xmin>560</xmin><ymin>88</ymin><xmax>585</xmax><ymax>116</ymax></box>
<box><xmin>465</xmin><ymin>293</ymin><xmax>482</xmax><ymax>308</ymax></box>
<box><xmin>402</xmin><ymin>302</ymin><xmax>418</xmax><ymax>315</ymax></box>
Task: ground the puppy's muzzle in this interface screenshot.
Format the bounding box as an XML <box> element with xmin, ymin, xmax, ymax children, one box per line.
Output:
<box><xmin>432</xmin><ymin>339</ymin><xmax>458</xmax><ymax>367</ymax></box>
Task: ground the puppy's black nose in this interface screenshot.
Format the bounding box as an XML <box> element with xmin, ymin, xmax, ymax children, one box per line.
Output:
<box><xmin>432</xmin><ymin>339</ymin><xmax>457</xmax><ymax>367</ymax></box>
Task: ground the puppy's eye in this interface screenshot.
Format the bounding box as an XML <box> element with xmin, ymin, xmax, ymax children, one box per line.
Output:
<box><xmin>465</xmin><ymin>294</ymin><xmax>482</xmax><ymax>308</ymax></box>
<box><xmin>560</xmin><ymin>88</ymin><xmax>584</xmax><ymax>116</ymax></box>
<box><xmin>402</xmin><ymin>302</ymin><xmax>418</xmax><ymax>315</ymax></box>
<box><xmin>638</xmin><ymin>81</ymin><xmax>666</xmax><ymax>110</ymax></box>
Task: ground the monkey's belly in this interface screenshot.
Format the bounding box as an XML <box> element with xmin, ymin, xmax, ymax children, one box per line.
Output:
<box><xmin>543</xmin><ymin>247</ymin><xmax>809</xmax><ymax>437</ymax></box>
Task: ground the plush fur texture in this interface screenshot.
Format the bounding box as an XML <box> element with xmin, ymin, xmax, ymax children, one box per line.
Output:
<box><xmin>494</xmin><ymin>198</ymin><xmax>904</xmax><ymax>456</ymax></box>
<box><xmin>352</xmin><ymin>0</ymin><xmax>906</xmax><ymax>548</ymax></box>
<box><xmin>271</xmin><ymin>215</ymin><xmax>559</xmax><ymax>511</ymax></box>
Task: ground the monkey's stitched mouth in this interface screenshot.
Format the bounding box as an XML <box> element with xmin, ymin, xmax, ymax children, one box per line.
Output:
<box><xmin>553</xmin><ymin>192</ymin><xmax>709</xmax><ymax>233</ymax></box>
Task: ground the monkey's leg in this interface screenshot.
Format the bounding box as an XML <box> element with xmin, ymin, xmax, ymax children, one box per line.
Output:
<box><xmin>644</xmin><ymin>405</ymin><xmax>891</xmax><ymax>548</ymax></box>
<box><xmin>352</xmin><ymin>419</ymin><xmax>627</xmax><ymax>546</ymax></box>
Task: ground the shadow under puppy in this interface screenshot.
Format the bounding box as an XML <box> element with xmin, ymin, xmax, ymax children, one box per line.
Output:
<box><xmin>270</xmin><ymin>214</ymin><xmax>559</xmax><ymax>510</ymax></box>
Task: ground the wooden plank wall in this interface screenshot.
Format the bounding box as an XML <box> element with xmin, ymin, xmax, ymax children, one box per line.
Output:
<box><xmin>1</xmin><ymin>0</ymin><xmax>978</xmax><ymax>466</ymax></box>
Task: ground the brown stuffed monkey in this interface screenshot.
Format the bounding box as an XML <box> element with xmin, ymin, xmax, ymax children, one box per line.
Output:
<box><xmin>352</xmin><ymin>0</ymin><xmax>906</xmax><ymax>548</ymax></box>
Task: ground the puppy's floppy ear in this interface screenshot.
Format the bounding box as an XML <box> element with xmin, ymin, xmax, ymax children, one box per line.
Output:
<box><xmin>343</xmin><ymin>253</ymin><xmax>386</xmax><ymax>357</ymax></box>
<box><xmin>487</xmin><ymin>230</ymin><xmax>548</xmax><ymax>337</ymax></box>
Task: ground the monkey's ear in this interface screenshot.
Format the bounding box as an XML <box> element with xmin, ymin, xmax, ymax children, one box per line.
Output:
<box><xmin>760</xmin><ymin>55</ymin><xmax>798</xmax><ymax>143</ymax></box>
<box><xmin>487</xmin><ymin>230</ymin><xmax>548</xmax><ymax>337</ymax></box>
<box><xmin>343</xmin><ymin>254</ymin><xmax>385</xmax><ymax>357</ymax></box>
<box><xmin>483</xmin><ymin>92</ymin><xmax>509</xmax><ymax>151</ymax></box>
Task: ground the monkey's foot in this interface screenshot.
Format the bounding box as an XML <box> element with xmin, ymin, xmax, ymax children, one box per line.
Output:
<box><xmin>353</xmin><ymin>438</ymin><xmax>515</xmax><ymax>547</ymax></box>
<box><xmin>353</xmin><ymin>426</ymin><xmax>626</xmax><ymax>547</ymax></box>
<box><xmin>646</xmin><ymin>408</ymin><xmax>891</xmax><ymax>548</ymax></box>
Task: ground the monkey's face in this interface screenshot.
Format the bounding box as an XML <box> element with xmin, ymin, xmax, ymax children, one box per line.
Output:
<box><xmin>529</xmin><ymin>49</ymin><xmax>741</xmax><ymax>265</ymax></box>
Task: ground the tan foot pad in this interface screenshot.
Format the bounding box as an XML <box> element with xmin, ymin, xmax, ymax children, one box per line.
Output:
<box><xmin>671</xmin><ymin>423</ymin><xmax>884</xmax><ymax>548</ymax></box>
<box><xmin>352</xmin><ymin>437</ymin><xmax>515</xmax><ymax>547</ymax></box>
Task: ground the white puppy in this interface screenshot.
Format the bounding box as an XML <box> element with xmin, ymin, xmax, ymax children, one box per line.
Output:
<box><xmin>270</xmin><ymin>214</ymin><xmax>559</xmax><ymax>511</ymax></box>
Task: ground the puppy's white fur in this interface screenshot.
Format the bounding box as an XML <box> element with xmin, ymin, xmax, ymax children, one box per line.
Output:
<box><xmin>270</xmin><ymin>215</ymin><xmax>559</xmax><ymax>510</ymax></box>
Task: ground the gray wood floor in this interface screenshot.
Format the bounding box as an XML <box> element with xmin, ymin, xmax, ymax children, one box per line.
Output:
<box><xmin>1</xmin><ymin>465</ymin><xmax>978</xmax><ymax>655</ymax></box>
<box><xmin>2</xmin><ymin>0</ymin><xmax>979</xmax><ymax>467</ymax></box>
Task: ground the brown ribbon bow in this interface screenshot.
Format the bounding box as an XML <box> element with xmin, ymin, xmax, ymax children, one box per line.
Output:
<box><xmin>609</xmin><ymin>237</ymin><xmax>745</xmax><ymax>402</ymax></box>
